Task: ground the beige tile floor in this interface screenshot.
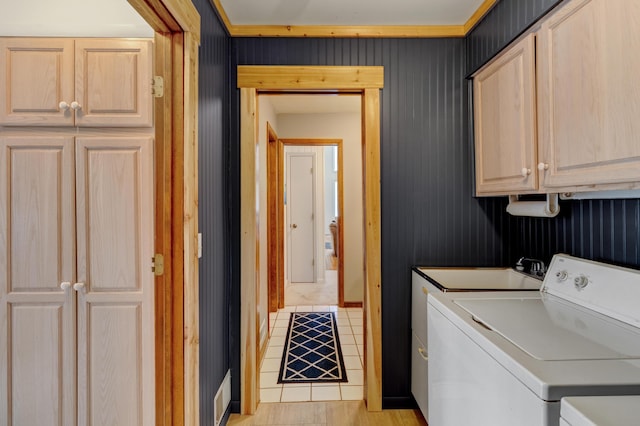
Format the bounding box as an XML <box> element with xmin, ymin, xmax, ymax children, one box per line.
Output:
<box><xmin>260</xmin><ymin>305</ymin><xmax>364</xmax><ymax>403</ymax></box>
<box><xmin>284</xmin><ymin>270</ymin><xmax>338</xmax><ymax>306</ymax></box>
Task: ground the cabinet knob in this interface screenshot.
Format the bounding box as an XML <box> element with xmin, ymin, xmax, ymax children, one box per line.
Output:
<box><xmin>538</xmin><ymin>162</ymin><xmax>549</xmax><ymax>171</ymax></box>
<box><xmin>59</xmin><ymin>101</ymin><xmax>70</xmax><ymax>111</ymax></box>
<box><xmin>70</xmin><ymin>101</ymin><xmax>82</xmax><ymax>111</ymax></box>
<box><xmin>521</xmin><ymin>167</ymin><xmax>531</xmax><ymax>177</ymax></box>
<box><xmin>60</xmin><ymin>281</ymin><xmax>71</xmax><ymax>290</ymax></box>
<box><xmin>73</xmin><ymin>282</ymin><xmax>85</xmax><ymax>292</ymax></box>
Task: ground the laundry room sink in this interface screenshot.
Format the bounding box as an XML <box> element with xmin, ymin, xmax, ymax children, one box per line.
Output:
<box><xmin>414</xmin><ymin>267</ymin><xmax>542</xmax><ymax>292</ymax></box>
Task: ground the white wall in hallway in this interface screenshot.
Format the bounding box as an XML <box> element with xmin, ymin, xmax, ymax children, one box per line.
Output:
<box><xmin>1</xmin><ymin>0</ymin><xmax>153</xmax><ymax>37</ymax></box>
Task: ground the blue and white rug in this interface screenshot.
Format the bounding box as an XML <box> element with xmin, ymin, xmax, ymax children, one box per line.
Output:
<box><xmin>278</xmin><ymin>312</ymin><xmax>348</xmax><ymax>383</ymax></box>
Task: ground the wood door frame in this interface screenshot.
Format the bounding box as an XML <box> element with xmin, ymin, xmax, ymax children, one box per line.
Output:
<box><xmin>238</xmin><ymin>66</ymin><xmax>383</xmax><ymax>414</ymax></box>
<box><xmin>268</xmin><ymin>138</ymin><xmax>345</xmax><ymax>310</ymax></box>
<box><xmin>126</xmin><ymin>1</ymin><xmax>200</xmax><ymax>425</ymax></box>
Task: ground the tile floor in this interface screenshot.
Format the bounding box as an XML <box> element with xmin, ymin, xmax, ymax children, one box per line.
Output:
<box><xmin>260</xmin><ymin>305</ymin><xmax>364</xmax><ymax>403</ymax></box>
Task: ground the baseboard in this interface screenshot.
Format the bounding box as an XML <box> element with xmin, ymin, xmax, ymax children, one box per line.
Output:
<box><xmin>382</xmin><ymin>396</ymin><xmax>417</xmax><ymax>410</ymax></box>
<box><xmin>230</xmin><ymin>400</ymin><xmax>241</xmax><ymax>414</ymax></box>
<box><xmin>343</xmin><ymin>301</ymin><xmax>363</xmax><ymax>308</ymax></box>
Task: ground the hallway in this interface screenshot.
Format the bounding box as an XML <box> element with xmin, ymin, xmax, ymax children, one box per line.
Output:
<box><xmin>259</xmin><ymin>304</ymin><xmax>364</xmax><ymax>403</ymax></box>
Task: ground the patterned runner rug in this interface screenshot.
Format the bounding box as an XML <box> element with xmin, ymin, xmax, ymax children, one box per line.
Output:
<box><xmin>278</xmin><ymin>312</ymin><xmax>348</xmax><ymax>383</ymax></box>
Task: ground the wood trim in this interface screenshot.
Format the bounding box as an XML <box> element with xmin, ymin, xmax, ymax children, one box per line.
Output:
<box><xmin>237</xmin><ymin>66</ymin><xmax>384</xmax><ymax>90</ymax></box>
<box><xmin>240</xmin><ymin>87</ymin><xmax>258</xmax><ymax>414</ymax></box>
<box><xmin>128</xmin><ymin>0</ymin><xmax>180</xmax><ymax>33</ymax></box>
<box><xmin>463</xmin><ymin>0</ymin><xmax>498</xmax><ymax>33</ymax></box>
<box><xmin>266</xmin><ymin>123</ymin><xmax>279</xmax><ymax>313</ymax></box>
<box><xmin>182</xmin><ymin>30</ymin><xmax>200</xmax><ymax>426</ymax></box>
<box><xmin>126</xmin><ymin>1</ymin><xmax>201</xmax><ymax>425</ymax></box>
<box><xmin>228</xmin><ymin>25</ymin><xmax>464</xmax><ymax>38</ymax></box>
<box><xmin>212</xmin><ymin>0</ymin><xmax>498</xmax><ymax>37</ymax></box>
<box><xmin>362</xmin><ymin>88</ymin><xmax>382</xmax><ymax>412</ymax></box>
<box><xmin>240</xmin><ymin>66</ymin><xmax>383</xmax><ymax>414</ymax></box>
<box><xmin>343</xmin><ymin>302</ymin><xmax>363</xmax><ymax>308</ymax></box>
<box><xmin>170</xmin><ymin>32</ymin><xmax>187</xmax><ymax>426</ymax></box>
<box><xmin>152</xmin><ymin>31</ymin><xmax>175</xmax><ymax>426</ymax></box>
<box><xmin>277</xmin><ymin>139</ymin><xmax>285</xmax><ymax>310</ymax></box>
<box><xmin>210</xmin><ymin>0</ymin><xmax>233</xmax><ymax>33</ymax></box>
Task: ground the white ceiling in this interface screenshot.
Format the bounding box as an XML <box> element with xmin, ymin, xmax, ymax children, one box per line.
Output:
<box><xmin>265</xmin><ymin>95</ymin><xmax>361</xmax><ymax>114</ymax></box>
<box><xmin>218</xmin><ymin>0</ymin><xmax>487</xmax><ymax>26</ymax></box>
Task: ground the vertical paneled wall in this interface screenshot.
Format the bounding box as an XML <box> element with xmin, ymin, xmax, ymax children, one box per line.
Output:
<box><xmin>229</xmin><ymin>38</ymin><xmax>513</xmax><ymax>407</ymax></box>
<box><xmin>466</xmin><ymin>0</ymin><xmax>562</xmax><ymax>73</ymax></box>
<box><xmin>192</xmin><ymin>1</ymin><xmax>230</xmax><ymax>424</ymax></box>
<box><xmin>467</xmin><ymin>0</ymin><xmax>640</xmax><ymax>269</ymax></box>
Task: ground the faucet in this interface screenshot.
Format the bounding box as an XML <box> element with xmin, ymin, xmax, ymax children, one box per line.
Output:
<box><xmin>516</xmin><ymin>257</ymin><xmax>547</xmax><ymax>277</ymax></box>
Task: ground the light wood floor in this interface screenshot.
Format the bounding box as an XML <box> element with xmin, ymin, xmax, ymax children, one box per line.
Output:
<box><xmin>227</xmin><ymin>401</ymin><xmax>428</xmax><ymax>425</ymax></box>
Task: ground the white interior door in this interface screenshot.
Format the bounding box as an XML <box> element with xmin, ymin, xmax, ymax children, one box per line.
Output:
<box><xmin>287</xmin><ymin>153</ymin><xmax>316</xmax><ymax>283</ymax></box>
<box><xmin>0</xmin><ymin>135</ymin><xmax>76</xmax><ymax>426</ymax></box>
<box><xmin>75</xmin><ymin>136</ymin><xmax>155</xmax><ymax>425</ymax></box>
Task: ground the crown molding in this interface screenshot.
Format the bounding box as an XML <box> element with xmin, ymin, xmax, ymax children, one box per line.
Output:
<box><xmin>212</xmin><ymin>0</ymin><xmax>496</xmax><ymax>38</ymax></box>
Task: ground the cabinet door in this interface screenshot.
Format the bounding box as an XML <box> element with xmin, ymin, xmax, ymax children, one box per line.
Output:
<box><xmin>0</xmin><ymin>38</ymin><xmax>75</xmax><ymax>126</ymax></box>
<box><xmin>0</xmin><ymin>135</ymin><xmax>76</xmax><ymax>425</ymax></box>
<box><xmin>473</xmin><ymin>33</ymin><xmax>538</xmax><ymax>195</ymax></box>
<box><xmin>537</xmin><ymin>0</ymin><xmax>640</xmax><ymax>188</ymax></box>
<box><xmin>74</xmin><ymin>39</ymin><xmax>153</xmax><ymax>127</ymax></box>
<box><xmin>74</xmin><ymin>136</ymin><xmax>154</xmax><ymax>425</ymax></box>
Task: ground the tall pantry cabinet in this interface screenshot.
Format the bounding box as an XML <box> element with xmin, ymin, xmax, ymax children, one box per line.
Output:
<box><xmin>0</xmin><ymin>38</ymin><xmax>155</xmax><ymax>425</ymax></box>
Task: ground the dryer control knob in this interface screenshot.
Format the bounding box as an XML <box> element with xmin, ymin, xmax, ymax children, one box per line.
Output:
<box><xmin>574</xmin><ymin>275</ymin><xmax>589</xmax><ymax>290</ymax></box>
<box><xmin>555</xmin><ymin>270</ymin><xmax>568</xmax><ymax>282</ymax></box>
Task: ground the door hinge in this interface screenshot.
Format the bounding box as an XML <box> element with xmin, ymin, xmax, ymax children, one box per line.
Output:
<box><xmin>312</xmin><ymin>258</ymin><xmax>315</xmax><ymax>266</ymax></box>
<box><xmin>152</xmin><ymin>254</ymin><xmax>164</xmax><ymax>276</ymax></box>
<box><xmin>152</xmin><ymin>76</ymin><xmax>164</xmax><ymax>98</ymax></box>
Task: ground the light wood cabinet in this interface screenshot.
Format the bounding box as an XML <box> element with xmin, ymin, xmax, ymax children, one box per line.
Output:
<box><xmin>0</xmin><ymin>134</ymin><xmax>155</xmax><ymax>425</ymax></box>
<box><xmin>473</xmin><ymin>33</ymin><xmax>537</xmax><ymax>195</ymax></box>
<box><xmin>473</xmin><ymin>0</ymin><xmax>640</xmax><ymax>195</ymax></box>
<box><xmin>537</xmin><ymin>0</ymin><xmax>640</xmax><ymax>189</ymax></box>
<box><xmin>0</xmin><ymin>38</ymin><xmax>153</xmax><ymax>127</ymax></box>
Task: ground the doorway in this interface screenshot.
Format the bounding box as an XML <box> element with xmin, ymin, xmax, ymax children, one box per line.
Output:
<box><xmin>238</xmin><ymin>66</ymin><xmax>384</xmax><ymax>414</ymax></box>
<box><xmin>268</xmin><ymin>135</ymin><xmax>346</xmax><ymax>311</ymax></box>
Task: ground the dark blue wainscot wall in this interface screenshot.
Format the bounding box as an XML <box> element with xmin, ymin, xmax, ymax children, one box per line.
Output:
<box><xmin>467</xmin><ymin>0</ymin><xmax>640</xmax><ymax>269</ymax></box>
<box><xmin>228</xmin><ymin>38</ymin><xmax>515</xmax><ymax>408</ymax></box>
<box><xmin>192</xmin><ymin>0</ymin><xmax>231</xmax><ymax>424</ymax></box>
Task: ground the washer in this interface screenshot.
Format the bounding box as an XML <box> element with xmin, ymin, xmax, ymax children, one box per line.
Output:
<box><xmin>427</xmin><ymin>254</ymin><xmax>640</xmax><ymax>426</ymax></box>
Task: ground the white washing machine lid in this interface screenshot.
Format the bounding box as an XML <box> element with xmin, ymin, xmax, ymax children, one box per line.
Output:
<box><xmin>454</xmin><ymin>295</ymin><xmax>640</xmax><ymax>361</ymax></box>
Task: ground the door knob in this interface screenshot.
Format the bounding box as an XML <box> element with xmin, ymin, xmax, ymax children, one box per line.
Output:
<box><xmin>60</xmin><ymin>281</ymin><xmax>71</xmax><ymax>290</ymax></box>
<box><xmin>291</xmin><ymin>224</ymin><xmax>297</xmax><ymax>229</ymax></box>
<box><xmin>58</xmin><ymin>101</ymin><xmax>70</xmax><ymax>111</ymax></box>
<box><xmin>538</xmin><ymin>162</ymin><xmax>549</xmax><ymax>171</ymax></box>
<box><xmin>70</xmin><ymin>101</ymin><xmax>82</xmax><ymax>111</ymax></box>
<box><xmin>73</xmin><ymin>282</ymin><xmax>85</xmax><ymax>292</ymax></box>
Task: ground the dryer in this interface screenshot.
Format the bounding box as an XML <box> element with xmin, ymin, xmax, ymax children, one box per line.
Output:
<box><xmin>427</xmin><ymin>254</ymin><xmax>640</xmax><ymax>426</ymax></box>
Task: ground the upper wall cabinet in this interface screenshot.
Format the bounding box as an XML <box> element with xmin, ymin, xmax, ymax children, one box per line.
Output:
<box><xmin>473</xmin><ymin>0</ymin><xmax>640</xmax><ymax>196</ymax></box>
<box><xmin>537</xmin><ymin>0</ymin><xmax>640</xmax><ymax>189</ymax></box>
<box><xmin>0</xmin><ymin>38</ymin><xmax>152</xmax><ymax>127</ymax></box>
<box><xmin>473</xmin><ymin>33</ymin><xmax>537</xmax><ymax>195</ymax></box>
